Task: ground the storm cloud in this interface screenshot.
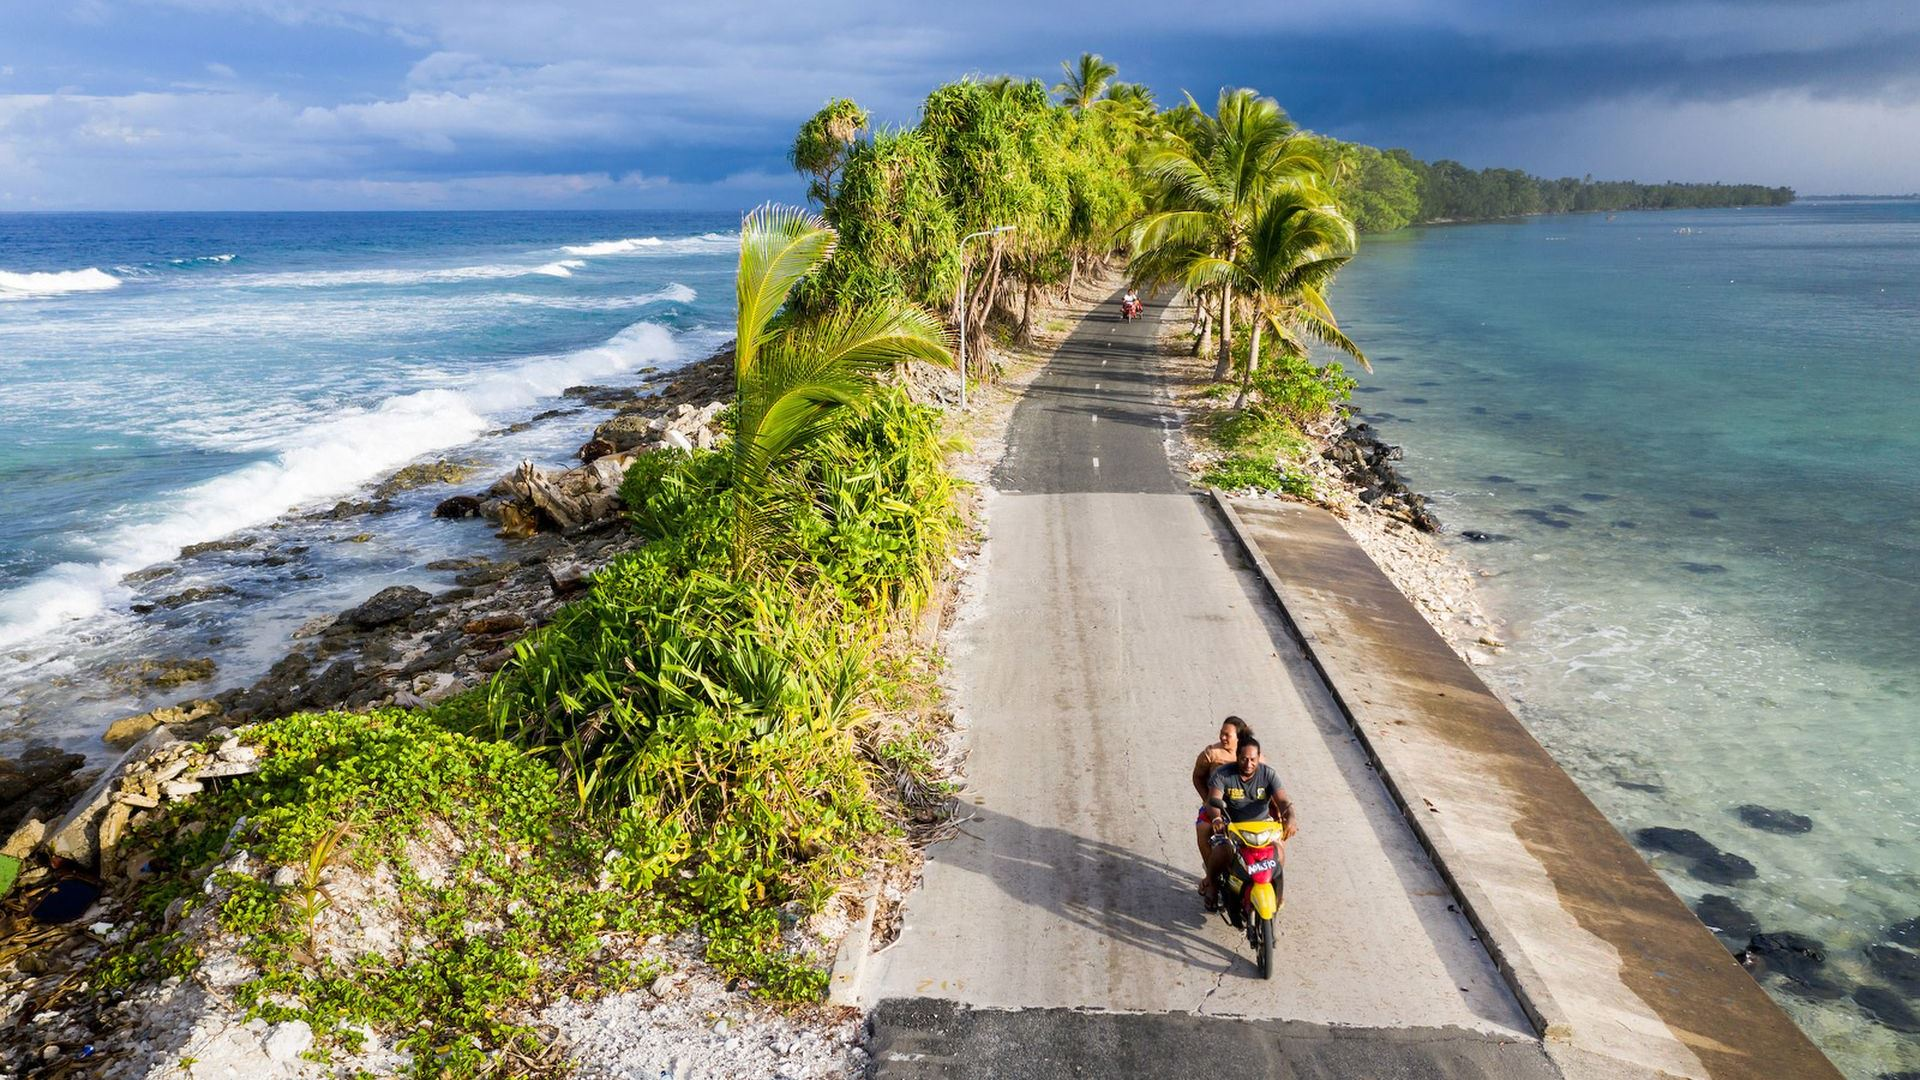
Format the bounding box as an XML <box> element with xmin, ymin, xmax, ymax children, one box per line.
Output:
<box><xmin>0</xmin><ymin>0</ymin><xmax>1913</xmax><ymax>208</ymax></box>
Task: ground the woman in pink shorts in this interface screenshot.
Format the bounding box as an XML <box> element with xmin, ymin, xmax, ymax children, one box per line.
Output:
<box><xmin>1193</xmin><ymin>716</ymin><xmax>1254</xmax><ymax>908</ymax></box>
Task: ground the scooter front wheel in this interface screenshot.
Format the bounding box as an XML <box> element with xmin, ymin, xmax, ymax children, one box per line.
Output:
<box><xmin>1256</xmin><ymin>915</ymin><xmax>1275</xmax><ymax>979</ymax></box>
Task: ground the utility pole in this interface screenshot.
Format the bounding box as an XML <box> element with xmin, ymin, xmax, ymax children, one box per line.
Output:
<box><xmin>956</xmin><ymin>225</ymin><xmax>1014</xmax><ymax>411</ymax></box>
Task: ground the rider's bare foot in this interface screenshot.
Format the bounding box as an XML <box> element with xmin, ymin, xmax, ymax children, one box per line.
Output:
<box><xmin>1198</xmin><ymin>878</ymin><xmax>1219</xmax><ymax>912</ymax></box>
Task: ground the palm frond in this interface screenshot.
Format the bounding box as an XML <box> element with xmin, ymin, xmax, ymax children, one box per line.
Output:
<box><xmin>737</xmin><ymin>204</ymin><xmax>835</xmax><ymax>369</ymax></box>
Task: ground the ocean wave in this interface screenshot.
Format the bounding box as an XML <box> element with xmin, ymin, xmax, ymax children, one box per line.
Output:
<box><xmin>231</xmin><ymin>259</ymin><xmax>588</xmax><ymax>289</ymax></box>
<box><xmin>563</xmin><ymin>234</ymin><xmax>736</xmax><ymax>257</ymax></box>
<box><xmin>489</xmin><ymin>283</ymin><xmax>698</xmax><ymax>312</ymax></box>
<box><xmin>565</xmin><ymin>237</ymin><xmax>662</xmax><ymax>256</ymax></box>
<box><xmin>0</xmin><ymin>267</ymin><xmax>123</xmax><ymax>299</ymax></box>
<box><xmin>0</xmin><ymin>320</ymin><xmax>682</xmax><ymax>650</ymax></box>
<box><xmin>169</xmin><ymin>254</ymin><xmax>238</xmax><ymax>266</ymax></box>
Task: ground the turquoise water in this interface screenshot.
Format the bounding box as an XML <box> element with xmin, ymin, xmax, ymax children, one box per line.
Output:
<box><xmin>1330</xmin><ymin>200</ymin><xmax>1920</xmax><ymax>1076</ymax></box>
<box><xmin>0</xmin><ymin>212</ymin><xmax>740</xmax><ymax>753</ymax></box>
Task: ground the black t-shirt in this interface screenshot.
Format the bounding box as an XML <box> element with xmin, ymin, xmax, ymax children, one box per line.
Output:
<box><xmin>1209</xmin><ymin>763</ymin><xmax>1283</xmax><ymax>823</ymax></box>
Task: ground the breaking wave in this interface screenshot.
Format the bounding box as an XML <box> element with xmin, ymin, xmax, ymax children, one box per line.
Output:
<box><xmin>562</xmin><ymin>234</ymin><xmax>735</xmax><ymax>257</ymax></box>
<box><xmin>0</xmin><ymin>320</ymin><xmax>682</xmax><ymax>650</ymax></box>
<box><xmin>231</xmin><ymin>259</ymin><xmax>587</xmax><ymax>288</ymax></box>
<box><xmin>0</xmin><ymin>267</ymin><xmax>123</xmax><ymax>299</ymax></box>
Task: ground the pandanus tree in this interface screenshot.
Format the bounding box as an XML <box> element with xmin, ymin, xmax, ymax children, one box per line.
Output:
<box><xmin>789</xmin><ymin>99</ymin><xmax>871</xmax><ymax>208</ymax></box>
<box><xmin>1128</xmin><ymin>89</ymin><xmax>1330</xmax><ymax>380</ymax></box>
<box><xmin>730</xmin><ymin>205</ymin><xmax>952</xmax><ymax>574</ymax></box>
<box><xmin>1199</xmin><ymin>189</ymin><xmax>1369</xmax><ymax>407</ymax></box>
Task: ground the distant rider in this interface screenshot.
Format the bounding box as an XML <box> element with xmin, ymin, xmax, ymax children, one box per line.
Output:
<box><xmin>1122</xmin><ymin>287</ymin><xmax>1141</xmax><ymax>317</ymax></box>
<box><xmin>1202</xmin><ymin>735</ymin><xmax>1295</xmax><ymax>910</ymax></box>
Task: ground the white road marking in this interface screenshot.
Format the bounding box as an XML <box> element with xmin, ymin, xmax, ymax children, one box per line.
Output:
<box><xmin>1091</xmin><ymin>457</ymin><xmax>1100</xmax><ymax>468</ymax></box>
<box><xmin>1095</xmin><ymin>383</ymin><xmax>1101</xmax><ymax>390</ymax></box>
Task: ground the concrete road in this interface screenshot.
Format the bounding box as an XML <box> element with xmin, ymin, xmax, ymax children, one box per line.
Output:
<box><xmin>863</xmin><ymin>293</ymin><xmax>1548</xmax><ymax>1076</ymax></box>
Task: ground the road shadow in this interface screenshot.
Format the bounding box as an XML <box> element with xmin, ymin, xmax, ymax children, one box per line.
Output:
<box><xmin>923</xmin><ymin>802</ymin><xmax>1249</xmax><ymax>977</ymax></box>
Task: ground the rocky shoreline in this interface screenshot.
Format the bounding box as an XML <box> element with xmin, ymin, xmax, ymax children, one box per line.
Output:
<box><xmin>0</xmin><ymin>256</ymin><xmax>1083</xmax><ymax>1077</ymax></box>
<box><xmin>0</xmin><ymin>350</ymin><xmax>737</xmax><ymax>852</ymax></box>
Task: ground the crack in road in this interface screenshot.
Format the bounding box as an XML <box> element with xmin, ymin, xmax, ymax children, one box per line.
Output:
<box><xmin>1196</xmin><ymin>968</ymin><xmax>1228</xmax><ymax>1015</ymax></box>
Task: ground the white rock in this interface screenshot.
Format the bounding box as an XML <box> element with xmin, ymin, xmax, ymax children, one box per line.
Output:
<box><xmin>662</xmin><ymin>428</ymin><xmax>693</xmax><ymax>452</ymax></box>
<box><xmin>263</xmin><ymin>1018</ymin><xmax>314</xmax><ymax>1061</ymax></box>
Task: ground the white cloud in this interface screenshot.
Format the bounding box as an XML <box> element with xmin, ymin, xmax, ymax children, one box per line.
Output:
<box><xmin>205</xmin><ymin>62</ymin><xmax>237</xmax><ymax>79</ymax></box>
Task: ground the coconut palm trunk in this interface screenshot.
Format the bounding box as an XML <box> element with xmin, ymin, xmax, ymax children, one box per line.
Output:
<box><xmin>1214</xmin><ymin>280</ymin><xmax>1235</xmax><ymax>380</ymax></box>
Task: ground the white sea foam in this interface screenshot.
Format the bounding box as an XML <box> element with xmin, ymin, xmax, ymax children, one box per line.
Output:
<box><xmin>565</xmin><ymin>237</ymin><xmax>663</xmax><ymax>256</ymax></box>
<box><xmin>638</xmin><ymin>282</ymin><xmax>698</xmax><ymax>304</ymax></box>
<box><xmin>0</xmin><ymin>320</ymin><xmax>682</xmax><ymax>651</ymax></box>
<box><xmin>0</xmin><ymin>267</ymin><xmax>123</xmax><ymax>299</ymax></box>
<box><xmin>169</xmin><ymin>253</ymin><xmax>237</xmax><ymax>266</ymax></box>
<box><xmin>563</xmin><ymin>234</ymin><xmax>735</xmax><ymax>257</ymax></box>
<box><xmin>231</xmin><ymin>259</ymin><xmax>587</xmax><ymax>289</ymax></box>
<box><xmin>488</xmin><ymin>283</ymin><xmax>697</xmax><ymax>312</ymax></box>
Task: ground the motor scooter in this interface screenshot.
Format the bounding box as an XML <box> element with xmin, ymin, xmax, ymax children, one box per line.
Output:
<box><xmin>1120</xmin><ymin>295</ymin><xmax>1143</xmax><ymax>320</ymax></box>
<box><xmin>1210</xmin><ymin>820</ymin><xmax>1285</xmax><ymax>977</ymax></box>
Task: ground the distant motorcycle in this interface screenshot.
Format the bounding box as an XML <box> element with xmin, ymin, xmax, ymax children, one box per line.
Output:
<box><xmin>1120</xmin><ymin>296</ymin><xmax>1143</xmax><ymax>320</ymax></box>
<box><xmin>1210</xmin><ymin>820</ymin><xmax>1285</xmax><ymax>977</ymax></box>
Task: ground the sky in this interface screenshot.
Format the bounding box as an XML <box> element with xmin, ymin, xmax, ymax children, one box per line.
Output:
<box><xmin>0</xmin><ymin>1</ymin><xmax>1916</xmax><ymax>210</ymax></box>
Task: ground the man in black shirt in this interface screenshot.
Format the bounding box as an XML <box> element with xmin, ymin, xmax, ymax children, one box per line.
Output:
<box><xmin>1202</xmin><ymin>736</ymin><xmax>1296</xmax><ymax>909</ymax></box>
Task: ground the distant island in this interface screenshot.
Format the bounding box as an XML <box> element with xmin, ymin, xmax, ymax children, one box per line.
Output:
<box><xmin>1312</xmin><ymin>139</ymin><xmax>1795</xmax><ymax>232</ymax></box>
<box><xmin>1799</xmin><ymin>193</ymin><xmax>1919</xmax><ymax>201</ymax></box>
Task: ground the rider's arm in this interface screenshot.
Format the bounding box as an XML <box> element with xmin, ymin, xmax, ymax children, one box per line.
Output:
<box><xmin>1192</xmin><ymin>753</ymin><xmax>1216</xmax><ymax>800</ymax></box>
<box><xmin>1206</xmin><ymin>781</ymin><xmax>1228</xmax><ymax>830</ymax></box>
<box><xmin>1270</xmin><ymin>786</ymin><xmax>1296</xmax><ymax>838</ymax></box>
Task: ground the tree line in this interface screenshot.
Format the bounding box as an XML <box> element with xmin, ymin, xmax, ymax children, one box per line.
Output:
<box><xmin>1316</xmin><ymin>141</ymin><xmax>1795</xmax><ymax>233</ymax></box>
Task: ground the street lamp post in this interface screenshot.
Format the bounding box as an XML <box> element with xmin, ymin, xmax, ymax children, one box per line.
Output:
<box><xmin>956</xmin><ymin>225</ymin><xmax>1014</xmax><ymax>411</ymax></box>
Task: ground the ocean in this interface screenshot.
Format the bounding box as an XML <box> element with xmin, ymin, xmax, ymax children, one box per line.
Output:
<box><xmin>0</xmin><ymin>211</ymin><xmax>740</xmax><ymax>757</ymax></box>
<box><xmin>1328</xmin><ymin>199</ymin><xmax>1920</xmax><ymax>1076</ymax></box>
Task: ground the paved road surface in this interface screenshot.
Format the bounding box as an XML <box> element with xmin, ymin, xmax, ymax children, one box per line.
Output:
<box><xmin>863</xmin><ymin>293</ymin><xmax>1553</xmax><ymax>1077</ymax></box>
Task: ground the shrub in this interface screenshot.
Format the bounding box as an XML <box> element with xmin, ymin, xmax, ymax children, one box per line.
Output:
<box><xmin>1201</xmin><ymin>454</ymin><xmax>1315</xmax><ymax>497</ymax></box>
<box><xmin>110</xmin><ymin>711</ymin><xmax>638</xmax><ymax>1076</ymax></box>
<box><xmin>483</xmin><ymin>385</ymin><xmax>958</xmax><ymax>993</ymax></box>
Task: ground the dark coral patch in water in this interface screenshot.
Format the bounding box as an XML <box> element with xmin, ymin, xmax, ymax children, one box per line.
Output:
<box><xmin>1737</xmin><ymin>804</ymin><xmax>1813</xmax><ymax>834</ymax></box>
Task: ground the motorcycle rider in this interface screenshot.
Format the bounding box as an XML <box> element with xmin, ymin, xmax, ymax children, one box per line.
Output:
<box><xmin>1193</xmin><ymin>717</ymin><xmax>1253</xmax><ymax>902</ymax></box>
<box><xmin>1122</xmin><ymin>287</ymin><xmax>1141</xmax><ymax>317</ymax></box>
<box><xmin>1201</xmin><ymin>735</ymin><xmax>1295</xmax><ymax>910</ymax></box>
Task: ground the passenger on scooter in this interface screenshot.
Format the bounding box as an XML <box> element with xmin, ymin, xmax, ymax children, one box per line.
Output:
<box><xmin>1201</xmin><ymin>736</ymin><xmax>1295</xmax><ymax>911</ymax></box>
<box><xmin>1193</xmin><ymin>716</ymin><xmax>1253</xmax><ymax>901</ymax></box>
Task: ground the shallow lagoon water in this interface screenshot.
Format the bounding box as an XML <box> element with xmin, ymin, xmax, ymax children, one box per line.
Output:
<box><xmin>1330</xmin><ymin>200</ymin><xmax>1920</xmax><ymax>1075</ymax></box>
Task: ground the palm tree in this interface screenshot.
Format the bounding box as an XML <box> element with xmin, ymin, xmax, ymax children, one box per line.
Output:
<box><xmin>1054</xmin><ymin>53</ymin><xmax>1118</xmax><ymax>115</ymax></box>
<box><xmin>1127</xmin><ymin>89</ymin><xmax>1328</xmax><ymax>380</ymax></box>
<box><xmin>730</xmin><ymin>205</ymin><xmax>952</xmax><ymax>573</ymax></box>
<box><xmin>1199</xmin><ymin>189</ymin><xmax>1368</xmax><ymax>407</ymax></box>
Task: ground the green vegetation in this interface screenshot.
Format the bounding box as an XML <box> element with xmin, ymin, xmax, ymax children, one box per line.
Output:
<box><xmin>791</xmin><ymin>55</ymin><xmax>1151</xmax><ymax>358</ymax></box>
<box><xmin>728</xmin><ymin>205</ymin><xmax>950</xmax><ymax>573</ymax></box>
<box><xmin>1126</xmin><ymin>88</ymin><xmax>1365</xmax><ymax>476</ymax></box>
<box><xmin>109</xmin><ymin>711</ymin><xmax>650</xmax><ymax>1075</ymax></box>
<box><xmin>1313</xmin><ymin>138</ymin><xmax>1794</xmax><ymax>232</ymax></box>
<box><xmin>1201</xmin><ymin>455</ymin><xmax>1314</xmax><ymax>497</ymax></box>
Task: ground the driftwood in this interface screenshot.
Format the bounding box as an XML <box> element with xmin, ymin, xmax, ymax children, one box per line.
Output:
<box><xmin>513</xmin><ymin>462</ymin><xmax>592</xmax><ymax>532</ymax></box>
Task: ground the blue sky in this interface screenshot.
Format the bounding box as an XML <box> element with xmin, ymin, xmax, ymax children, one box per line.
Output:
<box><xmin>1</xmin><ymin>1</ymin><xmax>1916</xmax><ymax>209</ymax></box>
